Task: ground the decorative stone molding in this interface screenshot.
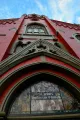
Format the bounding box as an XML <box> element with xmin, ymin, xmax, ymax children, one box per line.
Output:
<box><xmin>0</xmin><ymin>71</ymin><xmax>80</xmax><ymax>113</ymax></box>
<box><xmin>10</xmin><ymin>39</ymin><xmax>32</xmax><ymax>54</ymax></box>
<box><xmin>0</xmin><ymin>18</ymin><xmax>18</xmax><ymax>25</ymax></box>
<box><xmin>31</xmin><ymin>14</ymin><xmax>40</xmax><ymax>21</ymax></box>
<box><xmin>18</xmin><ymin>34</ymin><xmax>54</xmax><ymax>39</ymax></box>
<box><xmin>27</xmin><ymin>14</ymin><xmax>42</xmax><ymax>21</ymax></box>
<box><xmin>52</xmin><ymin>20</ymin><xmax>80</xmax><ymax>30</ymax></box>
<box><xmin>0</xmin><ymin>39</ymin><xmax>80</xmax><ymax>75</ymax></box>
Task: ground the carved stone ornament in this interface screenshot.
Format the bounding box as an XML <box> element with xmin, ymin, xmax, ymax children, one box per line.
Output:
<box><xmin>10</xmin><ymin>40</ymin><xmax>32</xmax><ymax>54</ymax></box>
<box><xmin>28</xmin><ymin>14</ymin><xmax>40</xmax><ymax>21</ymax></box>
<box><xmin>0</xmin><ymin>39</ymin><xmax>80</xmax><ymax>75</ymax></box>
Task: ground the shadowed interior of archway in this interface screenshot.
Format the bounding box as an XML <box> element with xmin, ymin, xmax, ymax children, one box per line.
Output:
<box><xmin>8</xmin><ymin>74</ymin><xmax>80</xmax><ymax>116</ymax></box>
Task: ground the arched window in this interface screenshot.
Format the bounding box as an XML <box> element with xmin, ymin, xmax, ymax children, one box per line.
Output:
<box><xmin>75</xmin><ymin>34</ymin><xmax>80</xmax><ymax>40</ymax></box>
<box><xmin>73</xmin><ymin>33</ymin><xmax>80</xmax><ymax>42</ymax></box>
<box><xmin>26</xmin><ymin>24</ymin><xmax>48</xmax><ymax>35</ymax></box>
<box><xmin>9</xmin><ymin>81</ymin><xmax>80</xmax><ymax>116</ymax></box>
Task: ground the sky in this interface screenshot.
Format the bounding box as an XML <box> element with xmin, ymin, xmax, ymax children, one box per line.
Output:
<box><xmin>0</xmin><ymin>0</ymin><xmax>80</xmax><ymax>24</ymax></box>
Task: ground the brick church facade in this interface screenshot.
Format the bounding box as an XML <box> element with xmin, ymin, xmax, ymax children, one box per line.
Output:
<box><xmin>0</xmin><ymin>14</ymin><xmax>80</xmax><ymax>119</ymax></box>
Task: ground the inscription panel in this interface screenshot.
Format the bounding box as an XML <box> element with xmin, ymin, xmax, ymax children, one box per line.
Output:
<box><xmin>9</xmin><ymin>81</ymin><xmax>80</xmax><ymax>115</ymax></box>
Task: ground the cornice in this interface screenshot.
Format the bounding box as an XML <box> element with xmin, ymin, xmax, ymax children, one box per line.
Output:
<box><xmin>0</xmin><ymin>18</ymin><xmax>19</xmax><ymax>25</ymax></box>
<box><xmin>52</xmin><ymin>20</ymin><xmax>80</xmax><ymax>30</ymax></box>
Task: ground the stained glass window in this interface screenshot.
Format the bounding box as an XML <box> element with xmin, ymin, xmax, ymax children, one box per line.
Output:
<box><xmin>9</xmin><ymin>81</ymin><xmax>80</xmax><ymax>116</ymax></box>
<box><xmin>26</xmin><ymin>24</ymin><xmax>47</xmax><ymax>34</ymax></box>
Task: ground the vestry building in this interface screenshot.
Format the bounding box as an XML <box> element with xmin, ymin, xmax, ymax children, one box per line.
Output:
<box><xmin>0</xmin><ymin>14</ymin><xmax>80</xmax><ymax>120</ymax></box>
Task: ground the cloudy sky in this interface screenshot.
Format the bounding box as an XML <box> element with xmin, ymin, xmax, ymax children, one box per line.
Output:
<box><xmin>0</xmin><ymin>0</ymin><xmax>80</xmax><ymax>24</ymax></box>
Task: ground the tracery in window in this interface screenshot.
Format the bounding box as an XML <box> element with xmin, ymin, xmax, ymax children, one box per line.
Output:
<box><xmin>26</xmin><ymin>24</ymin><xmax>48</xmax><ymax>35</ymax></box>
<box><xmin>9</xmin><ymin>81</ymin><xmax>80</xmax><ymax>116</ymax></box>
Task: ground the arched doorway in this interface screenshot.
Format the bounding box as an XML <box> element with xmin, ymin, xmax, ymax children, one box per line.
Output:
<box><xmin>5</xmin><ymin>73</ymin><xmax>80</xmax><ymax>119</ymax></box>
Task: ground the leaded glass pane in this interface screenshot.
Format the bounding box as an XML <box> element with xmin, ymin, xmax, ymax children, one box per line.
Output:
<box><xmin>60</xmin><ymin>88</ymin><xmax>74</xmax><ymax>110</ymax></box>
<box><xmin>27</xmin><ymin>28</ymin><xmax>32</xmax><ymax>33</ymax></box>
<box><xmin>10</xmin><ymin>88</ymin><xmax>30</xmax><ymax>114</ymax></box>
<box><xmin>31</xmin><ymin>99</ymin><xmax>63</xmax><ymax>112</ymax></box>
<box><xmin>31</xmin><ymin>81</ymin><xmax>59</xmax><ymax>93</ymax></box>
<box><xmin>39</xmin><ymin>29</ymin><xmax>45</xmax><ymax>34</ymax></box>
<box><xmin>9</xmin><ymin>81</ymin><xmax>80</xmax><ymax>116</ymax></box>
<box><xmin>26</xmin><ymin>24</ymin><xmax>47</xmax><ymax>34</ymax></box>
<box><xmin>34</xmin><ymin>28</ymin><xmax>38</xmax><ymax>32</ymax></box>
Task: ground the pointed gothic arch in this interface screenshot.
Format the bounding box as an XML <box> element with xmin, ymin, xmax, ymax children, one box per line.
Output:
<box><xmin>1</xmin><ymin>39</ymin><xmax>80</xmax><ymax>119</ymax></box>
<box><xmin>1</xmin><ymin>39</ymin><xmax>80</xmax><ymax>75</ymax></box>
<box><xmin>1</xmin><ymin>72</ymin><xmax>80</xmax><ymax>119</ymax></box>
<box><xmin>0</xmin><ymin>60</ymin><xmax>80</xmax><ymax>119</ymax></box>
